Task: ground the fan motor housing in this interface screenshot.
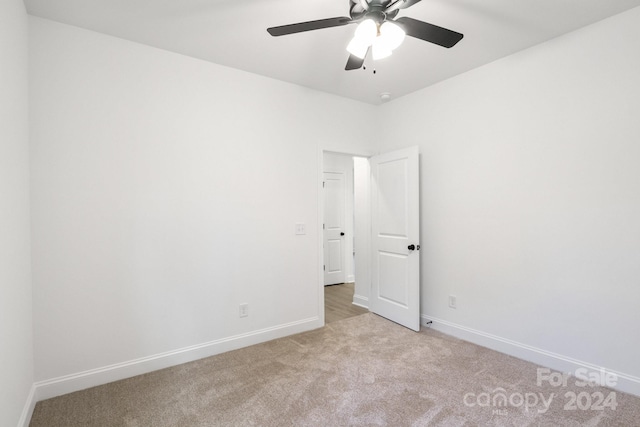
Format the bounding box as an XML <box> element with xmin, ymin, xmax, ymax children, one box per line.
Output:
<box><xmin>350</xmin><ymin>0</ymin><xmax>400</xmax><ymax>22</ymax></box>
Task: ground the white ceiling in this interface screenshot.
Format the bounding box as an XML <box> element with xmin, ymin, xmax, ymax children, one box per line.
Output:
<box><xmin>24</xmin><ymin>0</ymin><xmax>640</xmax><ymax>105</ymax></box>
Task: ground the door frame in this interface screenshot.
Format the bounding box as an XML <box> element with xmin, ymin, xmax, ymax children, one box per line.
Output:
<box><xmin>318</xmin><ymin>147</ymin><xmax>375</xmax><ymax>326</ymax></box>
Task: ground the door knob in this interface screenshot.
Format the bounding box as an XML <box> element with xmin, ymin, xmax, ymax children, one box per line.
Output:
<box><xmin>340</xmin><ymin>232</ymin><xmax>345</xmax><ymax>236</ymax></box>
<box><xmin>408</xmin><ymin>244</ymin><xmax>415</xmax><ymax>251</ymax></box>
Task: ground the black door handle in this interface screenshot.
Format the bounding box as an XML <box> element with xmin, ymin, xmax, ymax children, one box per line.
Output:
<box><xmin>408</xmin><ymin>244</ymin><xmax>415</xmax><ymax>251</ymax></box>
<box><xmin>340</xmin><ymin>232</ymin><xmax>345</xmax><ymax>236</ymax></box>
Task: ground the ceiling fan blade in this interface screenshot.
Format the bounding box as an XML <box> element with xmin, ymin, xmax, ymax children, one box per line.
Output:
<box><xmin>267</xmin><ymin>17</ymin><xmax>352</xmax><ymax>37</ymax></box>
<box><xmin>395</xmin><ymin>17</ymin><xmax>463</xmax><ymax>48</ymax></box>
<box><xmin>345</xmin><ymin>51</ymin><xmax>367</xmax><ymax>70</ymax></box>
<box><xmin>397</xmin><ymin>0</ymin><xmax>424</xmax><ymax>9</ymax></box>
<box><xmin>385</xmin><ymin>0</ymin><xmax>423</xmax><ymax>13</ymax></box>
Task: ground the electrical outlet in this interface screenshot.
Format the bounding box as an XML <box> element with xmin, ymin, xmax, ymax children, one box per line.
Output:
<box><xmin>448</xmin><ymin>295</ymin><xmax>457</xmax><ymax>309</ymax></box>
<box><xmin>239</xmin><ymin>303</ymin><xmax>249</xmax><ymax>318</ymax></box>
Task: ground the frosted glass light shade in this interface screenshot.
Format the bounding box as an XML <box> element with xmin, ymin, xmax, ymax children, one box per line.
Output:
<box><xmin>347</xmin><ymin>37</ymin><xmax>369</xmax><ymax>59</ymax></box>
<box><xmin>378</xmin><ymin>22</ymin><xmax>405</xmax><ymax>51</ymax></box>
<box><xmin>354</xmin><ymin>19</ymin><xmax>377</xmax><ymax>45</ymax></box>
<box><xmin>372</xmin><ymin>38</ymin><xmax>392</xmax><ymax>60</ymax></box>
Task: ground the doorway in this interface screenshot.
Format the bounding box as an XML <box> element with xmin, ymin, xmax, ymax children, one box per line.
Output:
<box><xmin>319</xmin><ymin>147</ymin><xmax>421</xmax><ymax>331</ymax></box>
<box><xmin>322</xmin><ymin>152</ymin><xmax>370</xmax><ymax>322</ymax></box>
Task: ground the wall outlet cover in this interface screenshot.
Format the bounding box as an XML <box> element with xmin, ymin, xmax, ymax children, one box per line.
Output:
<box><xmin>449</xmin><ymin>295</ymin><xmax>457</xmax><ymax>309</ymax></box>
<box><xmin>239</xmin><ymin>303</ymin><xmax>249</xmax><ymax>317</ymax></box>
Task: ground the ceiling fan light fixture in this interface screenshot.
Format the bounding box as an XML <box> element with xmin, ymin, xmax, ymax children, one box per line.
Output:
<box><xmin>347</xmin><ymin>19</ymin><xmax>404</xmax><ymax>61</ymax></box>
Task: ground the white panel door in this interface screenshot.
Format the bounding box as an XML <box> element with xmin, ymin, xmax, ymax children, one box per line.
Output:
<box><xmin>324</xmin><ymin>172</ymin><xmax>346</xmax><ymax>285</ymax></box>
<box><xmin>370</xmin><ymin>146</ymin><xmax>420</xmax><ymax>331</ymax></box>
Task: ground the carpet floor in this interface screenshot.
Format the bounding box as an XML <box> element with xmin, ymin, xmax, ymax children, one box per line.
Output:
<box><xmin>31</xmin><ymin>313</ymin><xmax>640</xmax><ymax>426</ymax></box>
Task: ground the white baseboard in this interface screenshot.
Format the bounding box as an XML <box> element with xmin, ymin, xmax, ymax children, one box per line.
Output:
<box><xmin>421</xmin><ymin>315</ymin><xmax>640</xmax><ymax>398</ymax></box>
<box><xmin>352</xmin><ymin>294</ymin><xmax>368</xmax><ymax>309</ymax></box>
<box><xmin>33</xmin><ymin>316</ymin><xmax>321</xmax><ymax>403</ymax></box>
<box><xmin>18</xmin><ymin>384</ymin><xmax>36</xmax><ymax>427</ymax></box>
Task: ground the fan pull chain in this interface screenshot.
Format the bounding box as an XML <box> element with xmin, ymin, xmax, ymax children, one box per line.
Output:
<box><xmin>362</xmin><ymin>65</ymin><xmax>377</xmax><ymax>74</ymax></box>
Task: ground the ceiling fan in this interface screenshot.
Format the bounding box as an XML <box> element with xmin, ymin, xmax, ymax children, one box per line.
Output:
<box><xmin>267</xmin><ymin>0</ymin><xmax>464</xmax><ymax>71</ymax></box>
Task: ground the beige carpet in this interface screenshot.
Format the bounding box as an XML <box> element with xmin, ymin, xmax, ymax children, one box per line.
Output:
<box><xmin>31</xmin><ymin>313</ymin><xmax>640</xmax><ymax>426</ymax></box>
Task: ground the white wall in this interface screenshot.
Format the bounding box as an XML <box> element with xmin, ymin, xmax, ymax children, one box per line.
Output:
<box><xmin>29</xmin><ymin>17</ymin><xmax>376</xmax><ymax>396</ymax></box>
<box><xmin>378</xmin><ymin>7</ymin><xmax>640</xmax><ymax>393</ymax></box>
<box><xmin>0</xmin><ymin>0</ymin><xmax>34</xmax><ymax>425</ymax></box>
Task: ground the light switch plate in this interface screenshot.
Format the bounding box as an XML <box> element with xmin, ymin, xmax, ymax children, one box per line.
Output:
<box><xmin>295</xmin><ymin>223</ymin><xmax>306</xmax><ymax>235</ymax></box>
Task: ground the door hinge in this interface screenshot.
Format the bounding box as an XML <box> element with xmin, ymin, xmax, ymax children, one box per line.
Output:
<box><xmin>323</xmin><ymin>223</ymin><xmax>325</xmax><ymax>229</ymax></box>
<box><xmin>323</xmin><ymin>265</ymin><xmax>325</xmax><ymax>271</ymax></box>
<box><xmin>323</xmin><ymin>181</ymin><xmax>325</xmax><ymax>188</ymax></box>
